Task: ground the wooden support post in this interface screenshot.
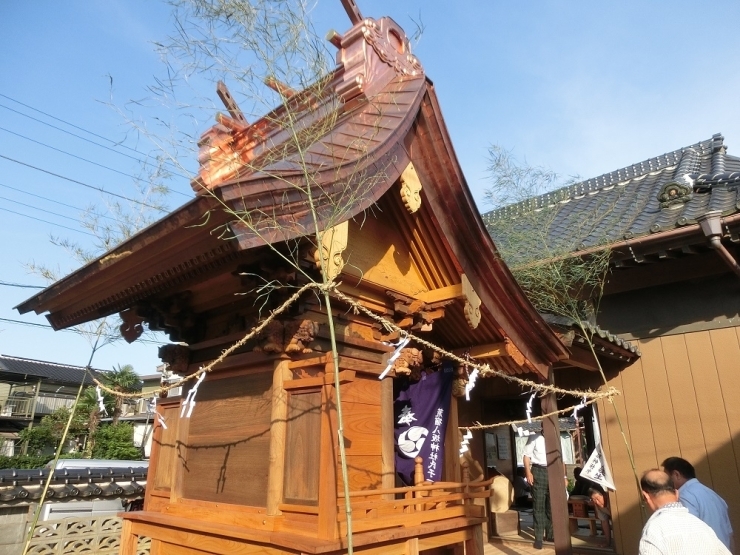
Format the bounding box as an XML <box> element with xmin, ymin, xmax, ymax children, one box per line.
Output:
<box><xmin>380</xmin><ymin>376</ymin><xmax>395</xmax><ymax>499</ymax></box>
<box><xmin>414</xmin><ymin>456</ymin><xmax>424</xmax><ymax>486</ymax></box>
<box><xmin>465</xmin><ymin>523</ymin><xmax>484</xmax><ymax>555</ymax></box>
<box><xmin>541</xmin><ymin>367</ymin><xmax>572</xmax><ymax>555</ymax></box>
<box><xmin>404</xmin><ymin>537</ymin><xmax>420</xmax><ymax>555</ymax></box>
<box><xmin>462</xmin><ymin>460</ymin><xmax>471</xmax><ymax>506</ymax></box>
<box><xmin>317</xmin><ymin>382</ymin><xmax>338</xmax><ymax>539</ymax></box>
<box><xmin>119</xmin><ymin>519</ymin><xmax>137</xmax><ymax>555</ymax></box>
<box><xmin>445</xmin><ymin>395</ymin><xmax>461</xmax><ymax>483</ymax></box>
<box><xmin>266</xmin><ymin>357</ymin><xmax>292</xmax><ymax>515</ymax></box>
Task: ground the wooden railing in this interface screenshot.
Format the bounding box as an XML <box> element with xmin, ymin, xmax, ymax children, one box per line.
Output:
<box><xmin>336</xmin><ymin>458</ymin><xmax>491</xmax><ymax>535</ymax></box>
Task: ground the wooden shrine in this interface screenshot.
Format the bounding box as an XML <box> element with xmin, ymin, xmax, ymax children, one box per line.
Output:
<box><xmin>17</xmin><ymin>5</ymin><xmax>569</xmax><ymax>555</ymax></box>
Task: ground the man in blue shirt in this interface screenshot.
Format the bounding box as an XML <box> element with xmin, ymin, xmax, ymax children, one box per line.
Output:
<box><xmin>662</xmin><ymin>457</ymin><xmax>733</xmax><ymax>552</ymax></box>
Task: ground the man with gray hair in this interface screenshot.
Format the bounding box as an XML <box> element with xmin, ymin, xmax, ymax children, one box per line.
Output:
<box><xmin>639</xmin><ymin>469</ymin><xmax>730</xmax><ymax>555</ymax></box>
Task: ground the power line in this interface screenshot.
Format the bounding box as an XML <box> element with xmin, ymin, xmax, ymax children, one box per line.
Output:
<box><xmin>0</xmin><ymin>316</ymin><xmax>167</xmax><ymax>345</ymax></box>
<box><xmin>0</xmin><ymin>125</ymin><xmax>145</xmax><ymax>182</ymax></box>
<box><xmin>0</xmin><ymin>281</ymin><xmax>44</xmax><ymax>289</ymax></box>
<box><xmin>0</xmin><ymin>194</ymin><xmax>89</xmax><ymax>225</ymax></box>
<box><xmin>0</xmin><ymin>154</ymin><xmax>168</xmax><ymax>212</ymax></box>
<box><xmin>0</xmin><ymin>181</ymin><xmax>84</xmax><ymax>212</ymax></box>
<box><xmin>0</xmin><ymin>206</ymin><xmax>95</xmax><ymax>236</ymax></box>
<box><xmin>0</xmin><ymin>93</ymin><xmax>191</xmax><ymax>180</ymax></box>
<box><xmin>0</xmin><ymin>181</ymin><xmax>129</xmax><ymax>225</ymax></box>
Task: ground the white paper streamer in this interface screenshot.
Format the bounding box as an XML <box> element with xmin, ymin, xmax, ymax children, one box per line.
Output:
<box><xmin>157</xmin><ymin>413</ymin><xmax>168</xmax><ymax>430</ymax></box>
<box><xmin>459</xmin><ymin>429</ymin><xmax>473</xmax><ymax>454</ymax></box>
<box><xmin>572</xmin><ymin>396</ymin><xmax>587</xmax><ymax>420</ymax></box>
<box><xmin>180</xmin><ymin>371</ymin><xmax>206</xmax><ymax>418</ymax></box>
<box><xmin>378</xmin><ymin>336</ymin><xmax>411</xmax><ymax>380</ymax></box>
<box><xmin>525</xmin><ymin>392</ymin><xmax>536</xmax><ymax>423</ymax></box>
<box><xmin>95</xmin><ymin>386</ymin><xmax>107</xmax><ymax>415</ymax></box>
<box><xmin>464</xmin><ymin>369</ymin><xmax>479</xmax><ymax>401</ymax></box>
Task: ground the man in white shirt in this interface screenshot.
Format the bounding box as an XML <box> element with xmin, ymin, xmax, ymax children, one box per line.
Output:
<box><xmin>523</xmin><ymin>432</ymin><xmax>551</xmax><ymax>549</ymax></box>
<box><xmin>639</xmin><ymin>469</ymin><xmax>730</xmax><ymax>555</ymax></box>
<box><xmin>662</xmin><ymin>457</ymin><xmax>734</xmax><ymax>552</ymax></box>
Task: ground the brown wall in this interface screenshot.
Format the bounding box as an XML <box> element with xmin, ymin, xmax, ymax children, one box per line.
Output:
<box><xmin>596</xmin><ymin>328</ymin><xmax>740</xmax><ymax>554</ymax></box>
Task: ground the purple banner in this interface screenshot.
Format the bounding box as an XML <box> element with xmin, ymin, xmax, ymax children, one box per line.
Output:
<box><xmin>394</xmin><ymin>363</ymin><xmax>454</xmax><ymax>485</ymax></box>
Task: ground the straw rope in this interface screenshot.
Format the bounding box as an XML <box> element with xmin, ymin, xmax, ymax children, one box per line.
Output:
<box><xmin>93</xmin><ymin>282</ymin><xmax>619</xmax><ymax>410</ymax></box>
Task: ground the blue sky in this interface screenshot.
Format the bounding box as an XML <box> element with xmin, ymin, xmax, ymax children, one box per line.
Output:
<box><xmin>1</xmin><ymin>0</ymin><xmax>739</xmax><ymax>374</ymax></box>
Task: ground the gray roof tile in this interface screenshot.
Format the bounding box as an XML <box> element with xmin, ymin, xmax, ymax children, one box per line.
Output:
<box><xmin>0</xmin><ymin>355</ymin><xmax>101</xmax><ymax>385</ymax></box>
<box><xmin>485</xmin><ymin>134</ymin><xmax>740</xmax><ymax>251</ymax></box>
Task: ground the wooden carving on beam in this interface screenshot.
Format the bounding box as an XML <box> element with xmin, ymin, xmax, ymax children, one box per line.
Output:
<box><xmin>314</xmin><ymin>221</ymin><xmax>348</xmax><ymax>280</ymax></box>
<box><xmin>392</xmin><ymin>348</ymin><xmax>424</xmax><ymax>380</ymax></box>
<box><xmin>255</xmin><ymin>320</ymin><xmax>285</xmax><ymax>353</ymax></box>
<box><xmin>386</xmin><ymin>291</ymin><xmax>452</xmax><ymax>332</ymax></box>
<box><xmin>254</xmin><ymin>319</ymin><xmax>322</xmax><ymax>354</ymax></box>
<box><xmin>399</xmin><ymin>162</ymin><xmax>422</xmax><ymax>214</ymax></box>
<box><xmin>158</xmin><ymin>344</ymin><xmax>191</xmax><ymax>376</ymax></box>
<box><xmin>461</xmin><ymin>274</ymin><xmax>481</xmax><ymax>329</ymax></box>
<box><xmin>284</xmin><ymin>319</ymin><xmax>321</xmax><ymax>354</ymax></box>
<box><xmin>119</xmin><ymin>309</ymin><xmax>145</xmax><ymax>344</ymax></box>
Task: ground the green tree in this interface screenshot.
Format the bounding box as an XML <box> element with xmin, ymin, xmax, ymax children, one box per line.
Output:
<box><xmin>104</xmin><ymin>365</ymin><xmax>142</xmax><ymax>425</ymax></box>
<box><xmin>18</xmin><ymin>407</ymin><xmax>87</xmax><ymax>455</ymax></box>
<box><xmin>91</xmin><ymin>423</ymin><xmax>142</xmax><ymax>460</ymax></box>
<box><xmin>76</xmin><ymin>386</ymin><xmax>115</xmax><ymax>457</ymax></box>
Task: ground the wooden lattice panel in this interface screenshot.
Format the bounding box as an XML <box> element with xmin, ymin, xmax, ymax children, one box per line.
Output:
<box><xmin>27</xmin><ymin>516</ymin><xmax>150</xmax><ymax>555</ymax></box>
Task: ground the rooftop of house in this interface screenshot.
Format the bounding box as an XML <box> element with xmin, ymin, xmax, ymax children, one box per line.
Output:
<box><xmin>0</xmin><ymin>355</ymin><xmax>100</xmax><ymax>385</ymax></box>
<box><xmin>484</xmin><ymin>133</ymin><xmax>740</xmax><ymax>252</ymax></box>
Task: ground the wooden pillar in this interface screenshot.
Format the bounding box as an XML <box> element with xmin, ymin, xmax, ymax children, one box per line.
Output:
<box><xmin>444</xmin><ymin>395</ymin><xmax>461</xmax><ymax>482</ymax></box>
<box><xmin>119</xmin><ymin>518</ymin><xmax>137</xmax><ymax>555</ymax></box>
<box><xmin>541</xmin><ymin>367</ymin><xmax>572</xmax><ymax>555</ymax></box>
<box><xmin>266</xmin><ymin>357</ymin><xmax>292</xmax><ymax>515</ymax></box>
<box><xmin>380</xmin><ymin>376</ymin><xmax>395</xmax><ymax>499</ymax></box>
<box><xmin>465</xmin><ymin>523</ymin><xmax>484</xmax><ymax>555</ymax></box>
<box><xmin>317</xmin><ymin>381</ymin><xmax>338</xmax><ymax>539</ymax></box>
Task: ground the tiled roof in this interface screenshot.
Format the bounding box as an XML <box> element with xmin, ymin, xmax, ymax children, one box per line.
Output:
<box><xmin>484</xmin><ymin>133</ymin><xmax>740</xmax><ymax>251</ymax></box>
<box><xmin>0</xmin><ymin>355</ymin><xmax>100</xmax><ymax>385</ymax></box>
<box><xmin>541</xmin><ymin>314</ymin><xmax>640</xmax><ymax>359</ymax></box>
<box><xmin>0</xmin><ymin>466</ymin><xmax>146</xmax><ymax>503</ymax></box>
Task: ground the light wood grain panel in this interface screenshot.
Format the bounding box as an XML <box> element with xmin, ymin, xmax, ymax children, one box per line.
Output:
<box><xmin>335</xmin><ymin>403</ymin><xmax>382</xmax><ymax>457</ymax></box>
<box><xmin>598</xmin><ymin>367</ymin><xmax>641</xmax><ymax>554</ymax></box>
<box><xmin>152</xmin><ymin>404</ymin><xmax>181</xmax><ymax>492</ymax></box>
<box><xmin>182</xmin><ymin>371</ymin><xmax>273</xmax><ymax>507</ymax></box>
<box><xmin>684</xmin><ymin>331</ymin><xmax>740</xmax><ymax>499</ymax></box>
<box><xmin>337</xmin><ymin>455</ymin><xmax>383</xmax><ymax>491</ymax></box>
<box><xmin>661</xmin><ymin>335</ymin><xmax>706</xmax><ymax>462</ymax></box>
<box><xmin>618</xmin><ymin>350</ymin><xmax>657</xmax><ymax>469</ymax></box>
<box><xmin>283</xmin><ymin>390</ymin><xmax>321</xmax><ymax>504</ymax></box>
<box><xmin>636</xmin><ymin>338</ymin><xmax>680</xmax><ymax>463</ymax></box>
<box><xmin>345</xmin><ymin>216</ymin><xmax>427</xmax><ymax>295</ymax></box>
<box><xmin>338</xmin><ymin>377</ymin><xmax>382</xmax><ymax>406</ymax></box>
<box><xmin>710</xmin><ymin>327</ymin><xmax>740</xmax><ymax>538</ymax></box>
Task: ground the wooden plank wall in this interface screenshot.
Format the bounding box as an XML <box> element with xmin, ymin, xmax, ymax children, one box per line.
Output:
<box><xmin>596</xmin><ymin>327</ymin><xmax>740</xmax><ymax>554</ymax></box>
<box><xmin>182</xmin><ymin>371</ymin><xmax>273</xmax><ymax>507</ymax></box>
<box><xmin>332</xmin><ymin>376</ymin><xmax>383</xmax><ymax>491</ymax></box>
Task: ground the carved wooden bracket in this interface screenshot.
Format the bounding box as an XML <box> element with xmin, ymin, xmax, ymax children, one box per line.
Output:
<box><xmin>415</xmin><ymin>275</ymin><xmax>481</xmax><ymax>330</ymax></box>
<box><xmin>386</xmin><ymin>291</ymin><xmax>452</xmax><ymax>332</ymax></box>
<box><xmin>392</xmin><ymin>347</ymin><xmax>424</xmax><ymax>379</ymax></box>
<box><xmin>119</xmin><ymin>309</ymin><xmax>145</xmax><ymax>344</ymax></box>
<box><xmin>399</xmin><ymin>162</ymin><xmax>422</xmax><ymax>213</ymax></box>
<box><xmin>461</xmin><ymin>274</ymin><xmax>481</xmax><ymax>329</ymax></box>
<box><xmin>254</xmin><ymin>319</ymin><xmax>322</xmax><ymax>355</ymax></box>
<box><xmin>314</xmin><ymin>221</ymin><xmax>348</xmax><ymax>280</ymax></box>
<box><xmin>158</xmin><ymin>344</ymin><xmax>191</xmax><ymax>376</ymax></box>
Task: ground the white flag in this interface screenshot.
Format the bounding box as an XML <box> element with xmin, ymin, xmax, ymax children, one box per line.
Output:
<box><xmin>581</xmin><ymin>442</ymin><xmax>615</xmax><ymax>491</ymax></box>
